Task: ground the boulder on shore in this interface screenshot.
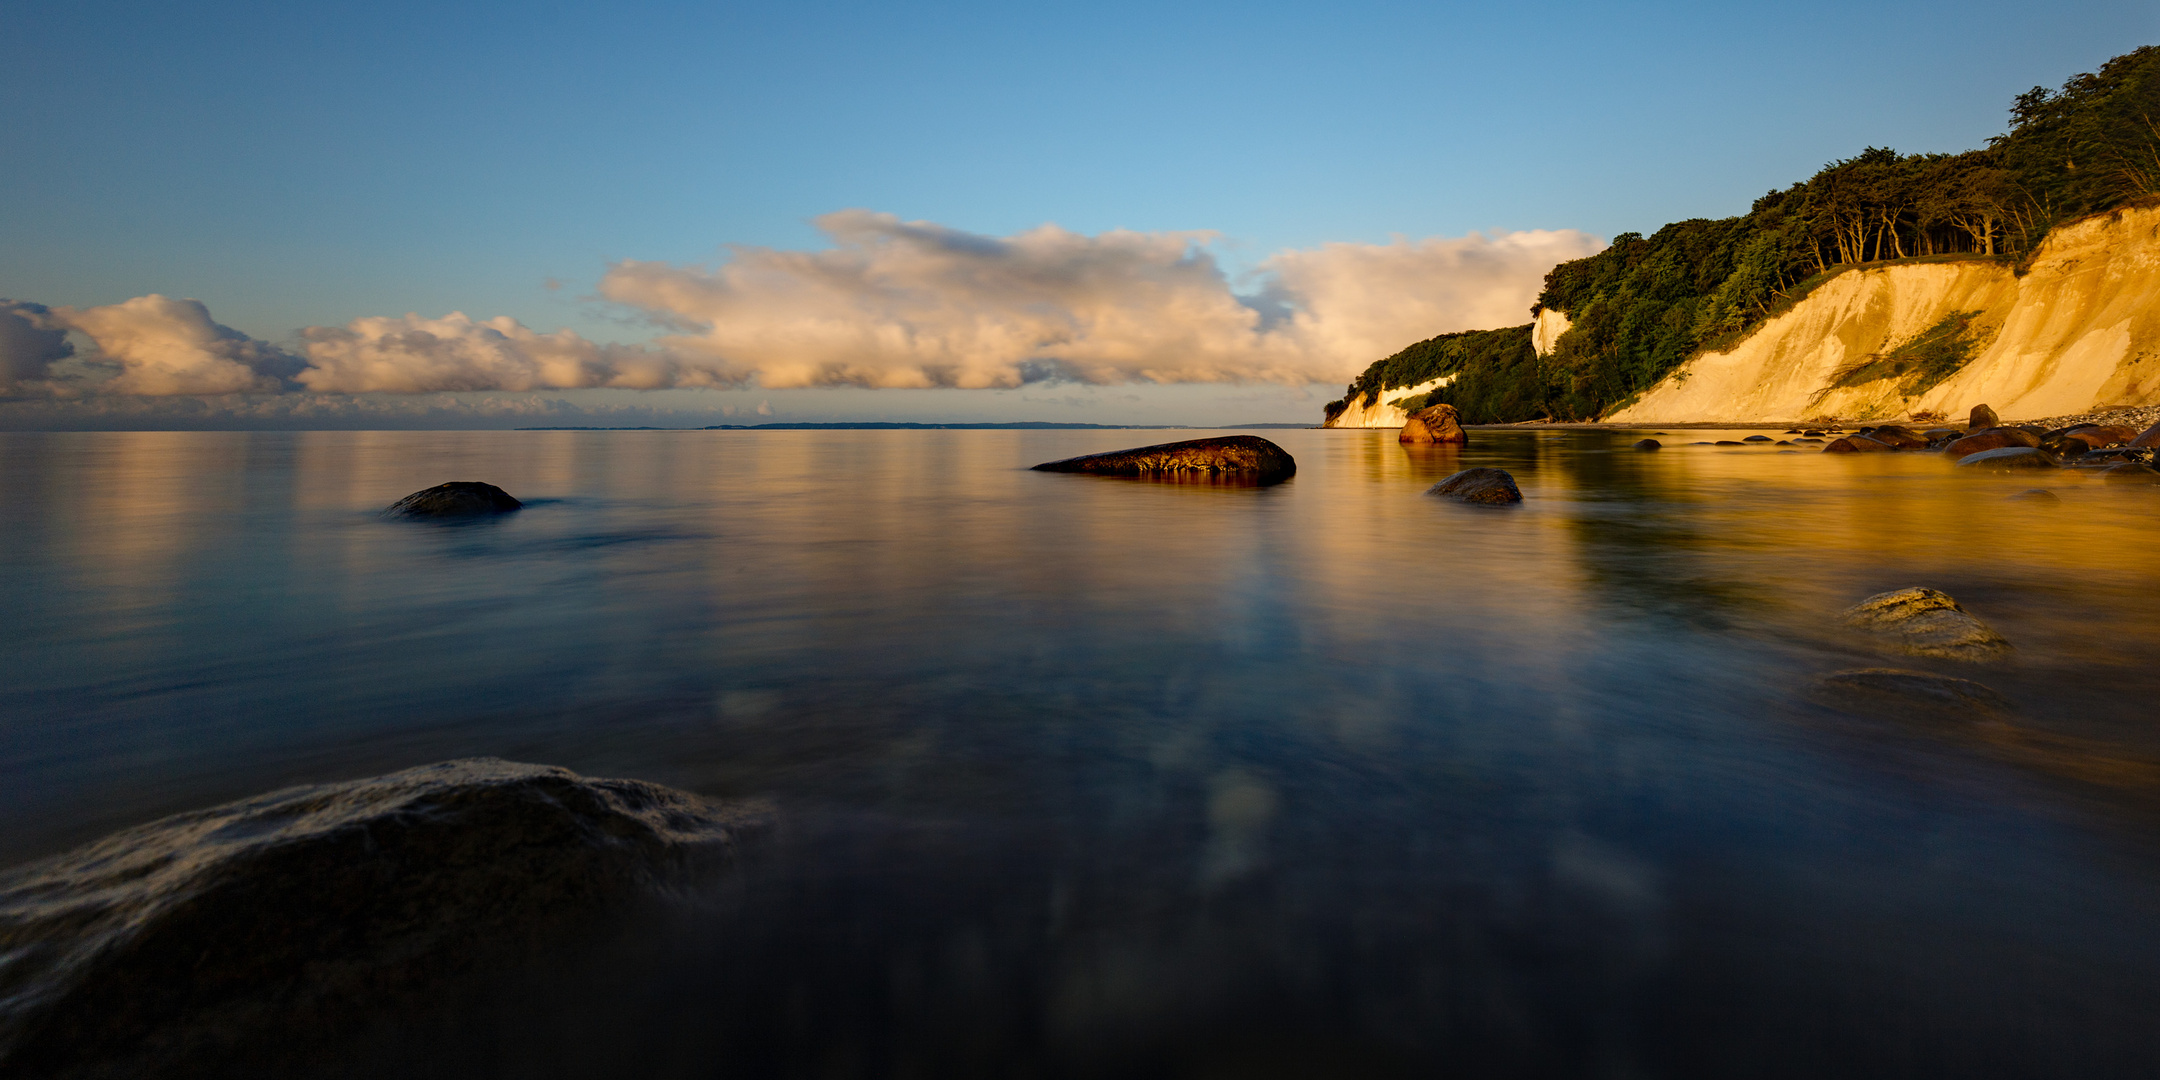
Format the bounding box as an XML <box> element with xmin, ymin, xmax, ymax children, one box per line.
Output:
<box><xmin>1427</xmin><ymin>467</ymin><xmax>1522</xmax><ymax>505</ymax></box>
<box><xmin>1968</xmin><ymin>403</ymin><xmax>2000</xmax><ymax>430</ymax></box>
<box><xmin>1955</xmin><ymin>446</ymin><xmax>2059</xmax><ymax>470</ymax></box>
<box><xmin>1399</xmin><ymin>404</ymin><xmax>1468</xmax><ymax>445</ymax></box>
<box><xmin>0</xmin><ymin>759</ymin><xmax>766</xmax><ymax>1074</ymax></box>
<box><xmin>2133</xmin><ymin>420</ymin><xmax>2160</xmax><ymax>449</ymax></box>
<box><xmin>1841</xmin><ymin>587</ymin><xmax>2011</xmax><ymax>663</ymax></box>
<box><xmin>1031</xmin><ymin>435</ymin><xmax>1296</xmax><ymax>484</ymax></box>
<box><xmin>1809</xmin><ymin>668</ymin><xmax>2014</xmax><ymax>726</ymax></box>
<box><xmin>384</xmin><ymin>481</ymin><xmax>523</xmax><ymax>518</ymax></box>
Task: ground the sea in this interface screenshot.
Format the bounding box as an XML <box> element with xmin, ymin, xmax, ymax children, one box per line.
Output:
<box><xmin>2</xmin><ymin>426</ymin><xmax>2158</xmax><ymax>1077</ymax></box>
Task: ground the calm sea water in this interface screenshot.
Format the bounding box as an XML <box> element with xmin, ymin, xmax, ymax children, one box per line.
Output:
<box><xmin>3</xmin><ymin>427</ymin><xmax>2159</xmax><ymax>1077</ymax></box>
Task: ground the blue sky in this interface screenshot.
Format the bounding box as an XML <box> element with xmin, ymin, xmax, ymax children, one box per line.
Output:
<box><xmin>2</xmin><ymin>0</ymin><xmax>2154</xmax><ymax>425</ymax></box>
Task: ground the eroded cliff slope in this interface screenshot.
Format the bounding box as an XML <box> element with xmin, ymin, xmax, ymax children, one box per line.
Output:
<box><xmin>1606</xmin><ymin>205</ymin><xmax>2160</xmax><ymax>423</ymax></box>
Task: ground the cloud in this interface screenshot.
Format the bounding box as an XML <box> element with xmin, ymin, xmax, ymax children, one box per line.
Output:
<box><xmin>9</xmin><ymin>212</ymin><xmax>1601</xmax><ymax>398</ymax></box>
<box><xmin>295</xmin><ymin>312</ymin><xmax>700</xmax><ymax>393</ymax></box>
<box><xmin>53</xmin><ymin>295</ymin><xmax>305</xmax><ymax>395</ymax></box>
<box><xmin>598</xmin><ymin>210</ymin><xmax>1603</xmax><ymax>390</ymax></box>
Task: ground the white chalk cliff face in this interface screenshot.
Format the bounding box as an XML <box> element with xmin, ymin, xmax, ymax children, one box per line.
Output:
<box><xmin>1323</xmin><ymin>374</ymin><xmax>1459</xmax><ymax>428</ymax></box>
<box><xmin>1531</xmin><ymin>308</ymin><xmax>1571</xmax><ymax>358</ymax></box>
<box><xmin>1604</xmin><ymin>205</ymin><xmax>2160</xmax><ymax>423</ymax></box>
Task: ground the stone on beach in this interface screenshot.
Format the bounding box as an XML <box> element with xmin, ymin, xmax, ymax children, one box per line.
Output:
<box><xmin>1810</xmin><ymin>668</ymin><xmax>2014</xmax><ymax>725</ymax></box>
<box><xmin>2133</xmin><ymin>420</ymin><xmax>2160</xmax><ymax>448</ymax></box>
<box><xmin>1841</xmin><ymin>587</ymin><xmax>2011</xmax><ymax>663</ymax></box>
<box><xmin>0</xmin><ymin>759</ymin><xmax>766</xmax><ymax>1074</ymax></box>
<box><xmin>1398</xmin><ymin>404</ymin><xmax>1467</xmax><ymax>445</ymax></box>
<box><xmin>1968</xmin><ymin>403</ymin><xmax>2000</xmax><ymax>430</ymax></box>
<box><xmin>1943</xmin><ymin>428</ymin><xmax>2040</xmax><ymax>460</ymax></box>
<box><xmin>383</xmin><ymin>481</ymin><xmax>523</xmax><ymax>518</ymax></box>
<box><xmin>1427</xmin><ymin>467</ymin><xmax>1522</xmax><ymax>505</ymax></box>
<box><xmin>1031</xmin><ymin>435</ymin><xmax>1297</xmax><ymax>484</ymax></box>
<box><xmin>1955</xmin><ymin>446</ymin><xmax>2059</xmax><ymax>470</ymax></box>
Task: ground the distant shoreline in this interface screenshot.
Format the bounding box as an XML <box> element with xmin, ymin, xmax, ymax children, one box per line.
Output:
<box><xmin>514</xmin><ymin>422</ymin><xmax>1317</xmax><ymax>431</ymax></box>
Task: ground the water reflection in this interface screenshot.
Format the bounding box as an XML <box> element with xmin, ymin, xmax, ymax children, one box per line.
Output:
<box><xmin>1</xmin><ymin>428</ymin><xmax>2157</xmax><ymax>1076</ymax></box>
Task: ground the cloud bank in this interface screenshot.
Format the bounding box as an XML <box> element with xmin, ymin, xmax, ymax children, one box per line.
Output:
<box><xmin>2</xmin><ymin>213</ymin><xmax>1600</xmax><ymax>399</ymax></box>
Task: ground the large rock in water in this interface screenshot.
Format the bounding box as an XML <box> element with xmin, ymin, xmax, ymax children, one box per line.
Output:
<box><xmin>1942</xmin><ymin>427</ymin><xmax>2040</xmax><ymax>460</ymax></box>
<box><xmin>1841</xmin><ymin>587</ymin><xmax>2011</xmax><ymax>663</ymax></box>
<box><xmin>1968</xmin><ymin>403</ymin><xmax>2000</xmax><ymax>430</ymax></box>
<box><xmin>384</xmin><ymin>481</ymin><xmax>523</xmax><ymax>518</ymax></box>
<box><xmin>0</xmin><ymin>759</ymin><xmax>765</xmax><ymax>1075</ymax></box>
<box><xmin>1031</xmin><ymin>435</ymin><xmax>1296</xmax><ymax>484</ymax></box>
<box><xmin>1427</xmin><ymin>467</ymin><xmax>1522</xmax><ymax>504</ymax></box>
<box><xmin>1955</xmin><ymin>446</ymin><xmax>2059</xmax><ymax>470</ymax></box>
<box><xmin>1398</xmin><ymin>403</ymin><xmax>1467</xmax><ymax>445</ymax></box>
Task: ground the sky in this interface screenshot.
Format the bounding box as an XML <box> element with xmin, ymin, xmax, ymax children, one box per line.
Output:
<box><xmin>2</xmin><ymin>0</ymin><xmax>2154</xmax><ymax>428</ymax></box>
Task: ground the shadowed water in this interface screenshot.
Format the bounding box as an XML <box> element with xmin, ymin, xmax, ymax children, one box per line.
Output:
<box><xmin>2</xmin><ymin>428</ymin><xmax>2158</xmax><ymax>1077</ymax></box>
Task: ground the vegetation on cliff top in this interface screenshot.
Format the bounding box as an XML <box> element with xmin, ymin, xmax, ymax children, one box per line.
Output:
<box><xmin>1326</xmin><ymin>45</ymin><xmax>2160</xmax><ymax>424</ymax></box>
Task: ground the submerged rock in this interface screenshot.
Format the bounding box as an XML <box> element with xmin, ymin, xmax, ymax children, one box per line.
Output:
<box><xmin>1031</xmin><ymin>435</ymin><xmax>1296</xmax><ymax>484</ymax></box>
<box><xmin>2008</xmin><ymin>488</ymin><xmax>2061</xmax><ymax>503</ymax></box>
<box><xmin>1810</xmin><ymin>668</ymin><xmax>2014</xmax><ymax>725</ymax></box>
<box><xmin>1956</xmin><ymin>446</ymin><xmax>2059</xmax><ymax>470</ymax></box>
<box><xmin>2099</xmin><ymin>461</ymin><xmax>2160</xmax><ymax>483</ymax></box>
<box><xmin>383</xmin><ymin>481</ymin><xmax>523</xmax><ymax>518</ymax></box>
<box><xmin>1743</xmin><ymin>434</ymin><xmax>1773</xmax><ymax>442</ymax></box>
<box><xmin>0</xmin><ymin>759</ymin><xmax>766</xmax><ymax>1074</ymax></box>
<box><xmin>1398</xmin><ymin>404</ymin><xmax>1467</xmax><ymax>445</ymax></box>
<box><xmin>1842</xmin><ymin>587</ymin><xmax>2011</xmax><ymax>663</ymax></box>
<box><xmin>1427</xmin><ymin>467</ymin><xmax>1522</xmax><ymax>505</ymax></box>
<box><xmin>1969</xmin><ymin>403</ymin><xmax>2000</xmax><ymax>430</ymax></box>
<box><xmin>1633</xmin><ymin>438</ymin><xmax>1661</xmax><ymax>450</ymax></box>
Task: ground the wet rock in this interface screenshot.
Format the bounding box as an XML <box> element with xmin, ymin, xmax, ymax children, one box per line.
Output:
<box><xmin>1969</xmin><ymin>403</ymin><xmax>2000</xmax><ymax>430</ymax></box>
<box><xmin>1922</xmin><ymin>428</ymin><xmax>1962</xmax><ymax>441</ymax></box>
<box><xmin>1398</xmin><ymin>404</ymin><xmax>1467</xmax><ymax>445</ymax></box>
<box><xmin>1942</xmin><ymin>427</ymin><xmax>2040</xmax><ymax>460</ymax></box>
<box><xmin>1802</xmin><ymin>430</ymin><xmax>1828</xmax><ymax>437</ymax></box>
<box><xmin>1823</xmin><ymin>435</ymin><xmax>1895</xmax><ymax>453</ymax></box>
<box><xmin>1860</xmin><ymin>425</ymin><xmax>1930</xmax><ymax>449</ymax></box>
<box><xmin>1427</xmin><ymin>467</ymin><xmax>1522</xmax><ymax>505</ymax></box>
<box><xmin>2008</xmin><ymin>488</ymin><xmax>2061</xmax><ymax>503</ymax></box>
<box><xmin>1956</xmin><ymin>446</ymin><xmax>2059</xmax><ymax>470</ymax></box>
<box><xmin>2062</xmin><ymin>424</ymin><xmax>2139</xmax><ymax>450</ymax></box>
<box><xmin>1810</xmin><ymin>668</ymin><xmax>2014</xmax><ymax>725</ymax></box>
<box><xmin>1842</xmin><ymin>587</ymin><xmax>2011</xmax><ymax>663</ymax></box>
<box><xmin>1715</xmin><ymin>440</ymin><xmax>1743</xmax><ymax>446</ymax></box>
<box><xmin>2133</xmin><ymin>420</ymin><xmax>2160</xmax><ymax>448</ymax></box>
<box><xmin>0</xmin><ymin>759</ymin><xmax>766</xmax><ymax>1074</ymax></box>
<box><xmin>2039</xmin><ymin>432</ymin><xmax>2091</xmax><ymax>460</ymax></box>
<box><xmin>1743</xmin><ymin>435</ymin><xmax>1773</xmax><ymax>442</ymax></box>
<box><xmin>1775</xmin><ymin>440</ymin><xmax>1794</xmax><ymax>445</ymax></box>
<box><xmin>384</xmin><ymin>481</ymin><xmax>523</xmax><ymax>518</ymax></box>
<box><xmin>2099</xmin><ymin>461</ymin><xmax>2160</xmax><ymax>483</ymax></box>
<box><xmin>1032</xmin><ymin>435</ymin><xmax>1296</xmax><ymax>484</ymax></box>
<box><xmin>1794</xmin><ymin>437</ymin><xmax>1823</xmax><ymax>443</ymax></box>
<box><xmin>1633</xmin><ymin>438</ymin><xmax>1661</xmax><ymax>450</ymax></box>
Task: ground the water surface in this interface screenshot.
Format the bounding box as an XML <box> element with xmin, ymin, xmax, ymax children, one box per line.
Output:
<box><xmin>3</xmin><ymin>428</ymin><xmax>2158</xmax><ymax>1077</ymax></box>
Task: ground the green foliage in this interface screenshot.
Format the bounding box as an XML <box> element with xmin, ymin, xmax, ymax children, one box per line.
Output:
<box><xmin>1821</xmin><ymin>311</ymin><xmax>1988</xmax><ymax>400</ymax></box>
<box><xmin>1327</xmin><ymin>46</ymin><xmax>2160</xmax><ymax>423</ymax></box>
<box><xmin>1331</xmin><ymin>324</ymin><xmax>1534</xmax><ymax>411</ymax></box>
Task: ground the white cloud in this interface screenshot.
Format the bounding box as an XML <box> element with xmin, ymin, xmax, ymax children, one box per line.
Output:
<box><xmin>598</xmin><ymin>210</ymin><xmax>1603</xmax><ymax>390</ymax></box>
<box><xmin>295</xmin><ymin>312</ymin><xmax>698</xmax><ymax>393</ymax></box>
<box><xmin>53</xmin><ymin>295</ymin><xmax>302</xmax><ymax>395</ymax></box>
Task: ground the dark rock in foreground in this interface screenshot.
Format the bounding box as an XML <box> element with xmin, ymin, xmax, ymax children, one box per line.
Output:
<box><xmin>1427</xmin><ymin>467</ymin><xmax>1522</xmax><ymax>505</ymax></box>
<box><xmin>1398</xmin><ymin>403</ymin><xmax>1467</xmax><ymax>445</ymax></box>
<box><xmin>1810</xmin><ymin>668</ymin><xmax>2015</xmax><ymax>725</ymax></box>
<box><xmin>0</xmin><ymin>759</ymin><xmax>766</xmax><ymax>1075</ymax></box>
<box><xmin>384</xmin><ymin>481</ymin><xmax>524</xmax><ymax>518</ymax></box>
<box><xmin>1842</xmin><ymin>587</ymin><xmax>2011</xmax><ymax>663</ymax></box>
<box><xmin>1031</xmin><ymin>435</ymin><xmax>1296</xmax><ymax>484</ymax></box>
<box><xmin>1955</xmin><ymin>446</ymin><xmax>2059</xmax><ymax>470</ymax></box>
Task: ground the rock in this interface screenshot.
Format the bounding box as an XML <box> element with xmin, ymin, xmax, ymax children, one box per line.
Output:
<box><xmin>0</xmin><ymin>759</ymin><xmax>765</xmax><ymax>1073</ymax></box>
<box><xmin>2099</xmin><ymin>461</ymin><xmax>2160</xmax><ymax>483</ymax></box>
<box><xmin>1922</xmin><ymin>428</ymin><xmax>1963</xmax><ymax>441</ymax></box>
<box><xmin>1398</xmin><ymin>404</ymin><xmax>1467</xmax><ymax>445</ymax></box>
<box><xmin>2133</xmin><ymin>421</ymin><xmax>2160</xmax><ymax>449</ymax></box>
<box><xmin>2008</xmin><ymin>488</ymin><xmax>2061</xmax><ymax>503</ymax></box>
<box><xmin>1810</xmin><ymin>668</ymin><xmax>2014</xmax><ymax>725</ymax></box>
<box><xmin>1823</xmin><ymin>435</ymin><xmax>1895</xmax><ymax>453</ymax></box>
<box><xmin>1743</xmin><ymin>435</ymin><xmax>1773</xmax><ymax>442</ymax></box>
<box><xmin>1842</xmin><ymin>587</ymin><xmax>2011</xmax><ymax>663</ymax></box>
<box><xmin>1942</xmin><ymin>427</ymin><xmax>2040</xmax><ymax>460</ymax></box>
<box><xmin>1031</xmin><ymin>435</ymin><xmax>1296</xmax><ymax>484</ymax></box>
<box><xmin>1427</xmin><ymin>467</ymin><xmax>1522</xmax><ymax>505</ymax></box>
<box><xmin>1775</xmin><ymin>440</ymin><xmax>1794</xmax><ymax>445</ymax></box>
<box><xmin>1861</xmin><ymin>425</ymin><xmax>1930</xmax><ymax>449</ymax></box>
<box><xmin>1955</xmin><ymin>446</ymin><xmax>2059</xmax><ymax>470</ymax></box>
<box><xmin>1715</xmin><ymin>440</ymin><xmax>1743</xmax><ymax>445</ymax></box>
<box><xmin>1794</xmin><ymin>437</ymin><xmax>1824</xmax><ymax>443</ymax></box>
<box><xmin>1802</xmin><ymin>430</ymin><xmax>1828</xmax><ymax>437</ymax></box>
<box><xmin>1969</xmin><ymin>403</ymin><xmax>2000</xmax><ymax>430</ymax></box>
<box><xmin>2062</xmin><ymin>424</ymin><xmax>2139</xmax><ymax>450</ymax></box>
<box><xmin>1633</xmin><ymin>438</ymin><xmax>1661</xmax><ymax>450</ymax></box>
<box><xmin>2039</xmin><ymin>432</ymin><xmax>2091</xmax><ymax>460</ymax></box>
<box><xmin>383</xmin><ymin>482</ymin><xmax>523</xmax><ymax>518</ymax></box>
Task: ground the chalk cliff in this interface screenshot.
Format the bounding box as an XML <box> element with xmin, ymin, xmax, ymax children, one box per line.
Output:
<box><xmin>1322</xmin><ymin>374</ymin><xmax>1459</xmax><ymax>428</ymax></box>
<box><xmin>1605</xmin><ymin>205</ymin><xmax>2160</xmax><ymax>423</ymax></box>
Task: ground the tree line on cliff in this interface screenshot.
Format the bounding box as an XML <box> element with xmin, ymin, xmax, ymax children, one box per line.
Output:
<box><xmin>1324</xmin><ymin>45</ymin><xmax>2160</xmax><ymax>425</ymax></box>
